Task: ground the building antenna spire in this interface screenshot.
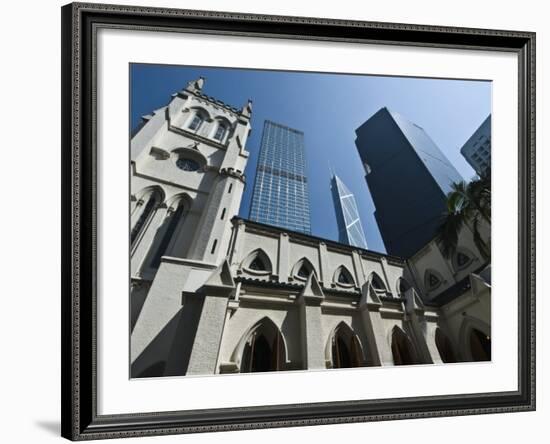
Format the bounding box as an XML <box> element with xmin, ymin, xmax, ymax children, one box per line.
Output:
<box><xmin>328</xmin><ymin>160</ymin><xmax>335</xmax><ymax>178</ymax></box>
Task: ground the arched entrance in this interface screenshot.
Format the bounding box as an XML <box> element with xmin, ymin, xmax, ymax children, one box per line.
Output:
<box><xmin>435</xmin><ymin>328</ymin><xmax>457</xmax><ymax>363</ymax></box>
<box><xmin>391</xmin><ymin>327</ymin><xmax>419</xmax><ymax>365</ymax></box>
<box><xmin>240</xmin><ymin>319</ymin><xmax>286</xmax><ymax>373</ymax></box>
<box><xmin>330</xmin><ymin>323</ymin><xmax>364</xmax><ymax>368</ymax></box>
<box><xmin>469</xmin><ymin>328</ymin><xmax>491</xmax><ymax>361</ymax></box>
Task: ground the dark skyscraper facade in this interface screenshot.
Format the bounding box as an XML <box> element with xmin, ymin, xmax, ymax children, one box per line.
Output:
<box><xmin>460</xmin><ymin>115</ymin><xmax>491</xmax><ymax>176</ymax></box>
<box><xmin>331</xmin><ymin>174</ymin><xmax>368</xmax><ymax>250</ymax></box>
<box><xmin>355</xmin><ymin>107</ymin><xmax>463</xmax><ymax>258</ymax></box>
<box><xmin>249</xmin><ymin>120</ymin><xmax>311</xmax><ymax>234</ymax></box>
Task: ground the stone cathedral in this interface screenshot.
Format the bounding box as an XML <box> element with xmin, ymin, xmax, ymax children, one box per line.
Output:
<box><xmin>129</xmin><ymin>77</ymin><xmax>491</xmax><ymax>378</ymax></box>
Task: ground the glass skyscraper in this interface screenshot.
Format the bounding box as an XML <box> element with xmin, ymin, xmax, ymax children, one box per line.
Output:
<box><xmin>331</xmin><ymin>174</ymin><xmax>368</xmax><ymax>250</ymax></box>
<box><xmin>249</xmin><ymin>120</ymin><xmax>311</xmax><ymax>234</ymax></box>
<box><xmin>355</xmin><ymin>107</ymin><xmax>463</xmax><ymax>258</ymax></box>
<box><xmin>460</xmin><ymin>115</ymin><xmax>491</xmax><ymax>176</ymax></box>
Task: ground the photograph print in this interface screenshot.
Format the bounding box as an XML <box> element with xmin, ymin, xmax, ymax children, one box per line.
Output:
<box><xmin>129</xmin><ymin>64</ymin><xmax>491</xmax><ymax>378</ymax></box>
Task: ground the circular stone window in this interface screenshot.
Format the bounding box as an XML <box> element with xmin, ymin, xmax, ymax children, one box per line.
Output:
<box><xmin>176</xmin><ymin>158</ymin><xmax>200</xmax><ymax>172</ymax></box>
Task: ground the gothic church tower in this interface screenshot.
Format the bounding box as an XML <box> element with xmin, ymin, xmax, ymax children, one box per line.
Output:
<box><xmin>130</xmin><ymin>77</ymin><xmax>252</xmax><ymax>377</ymax></box>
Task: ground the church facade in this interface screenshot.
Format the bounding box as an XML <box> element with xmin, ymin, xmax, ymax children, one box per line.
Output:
<box><xmin>129</xmin><ymin>77</ymin><xmax>491</xmax><ymax>378</ymax></box>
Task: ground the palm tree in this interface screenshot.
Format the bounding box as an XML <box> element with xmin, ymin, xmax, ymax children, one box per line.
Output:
<box><xmin>437</xmin><ymin>171</ymin><xmax>491</xmax><ymax>261</ymax></box>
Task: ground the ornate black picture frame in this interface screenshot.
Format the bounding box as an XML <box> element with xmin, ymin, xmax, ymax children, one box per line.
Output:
<box><xmin>61</xmin><ymin>2</ymin><xmax>535</xmax><ymax>440</ymax></box>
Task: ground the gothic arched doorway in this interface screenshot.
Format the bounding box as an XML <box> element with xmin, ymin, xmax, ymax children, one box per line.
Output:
<box><xmin>435</xmin><ymin>328</ymin><xmax>457</xmax><ymax>363</ymax></box>
<box><xmin>469</xmin><ymin>328</ymin><xmax>491</xmax><ymax>361</ymax></box>
<box><xmin>330</xmin><ymin>323</ymin><xmax>364</xmax><ymax>368</ymax></box>
<box><xmin>240</xmin><ymin>319</ymin><xmax>286</xmax><ymax>373</ymax></box>
<box><xmin>391</xmin><ymin>327</ymin><xmax>419</xmax><ymax>365</ymax></box>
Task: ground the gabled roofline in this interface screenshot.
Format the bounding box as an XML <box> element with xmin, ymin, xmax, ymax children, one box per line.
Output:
<box><xmin>231</xmin><ymin>216</ymin><xmax>405</xmax><ymax>265</ymax></box>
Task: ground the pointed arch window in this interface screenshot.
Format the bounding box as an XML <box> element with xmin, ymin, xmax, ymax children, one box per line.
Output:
<box><xmin>297</xmin><ymin>265</ymin><xmax>309</xmax><ymax>278</ymax></box>
<box><xmin>334</xmin><ymin>266</ymin><xmax>355</xmax><ymax>287</ymax></box>
<box><xmin>242</xmin><ymin>249</ymin><xmax>273</xmax><ymax>275</ymax></box>
<box><xmin>131</xmin><ymin>190</ymin><xmax>161</xmax><ymax>246</ymax></box>
<box><xmin>293</xmin><ymin>258</ymin><xmax>316</xmax><ymax>281</ymax></box>
<box><xmin>150</xmin><ymin>199</ymin><xmax>185</xmax><ymax>268</ymax></box>
<box><xmin>371</xmin><ymin>273</ymin><xmax>385</xmax><ymax>290</ymax></box>
<box><xmin>337</xmin><ymin>269</ymin><xmax>352</xmax><ymax>285</ymax></box>
<box><xmin>249</xmin><ymin>257</ymin><xmax>266</xmax><ymax>271</ymax></box>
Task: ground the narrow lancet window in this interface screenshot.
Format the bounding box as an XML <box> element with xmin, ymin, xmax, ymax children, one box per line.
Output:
<box><xmin>131</xmin><ymin>191</ymin><xmax>160</xmax><ymax>246</ymax></box>
<box><xmin>151</xmin><ymin>201</ymin><xmax>184</xmax><ymax>268</ymax></box>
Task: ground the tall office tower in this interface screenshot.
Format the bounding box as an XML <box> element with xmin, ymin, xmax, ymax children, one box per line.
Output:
<box><xmin>331</xmin><ymin>174</ymin><xmax>368</xmax><ymax>249</ymax></box>
<box><xmin>355</xmin><ymin>107</ymin><xmax>463</xmax><ymax>258</ymax></box>
<box><xmin>460</xmin><ymin>115</ymin><xmax>491</xmax><ymax>176</ymax></box>
<box><xmin>249</xmin><ymin>120</ymin><xmax>311</xmax><ymax>234</ymax></box>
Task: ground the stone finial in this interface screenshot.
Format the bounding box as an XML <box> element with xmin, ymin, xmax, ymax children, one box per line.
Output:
<box><xmin>359</xmin><ymin>281</ymin><xmax>382</xmax><ymax>307</ymax></box>
<box><xmin>186</xmin><ymin>76</ymin><xmax>205</xmax><ymax>92</ymax></box>
<box><xmin>201</xmin><ymin>260</ymin><xmax>236</xmax><ymax>296</ymax></box>
<box><xmin>240</xmin><ymin>99</ymin><xmax>253</xmax><ymax>117</ymax></box>
<box><xmin>403</xmin><ymin>288</ymin><xmax>424</xmax><ymax>313</ymax></box>
<box><xmin>299</xmin><ymin>272</ymin><xmax>325</xmax><ymax>304</ymax></box>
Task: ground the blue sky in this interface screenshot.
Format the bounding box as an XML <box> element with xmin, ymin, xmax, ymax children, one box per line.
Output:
<box><xmin>131</xmin><ymin>64</ymin><xmax>491</xmax><ymax>254</ymax></box>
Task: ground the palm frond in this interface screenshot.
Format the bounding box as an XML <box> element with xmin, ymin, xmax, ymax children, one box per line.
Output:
<box><xmin>436</xmin><ymin>172</ymin><xmax>491</xmax><ymax>260</ymax></box>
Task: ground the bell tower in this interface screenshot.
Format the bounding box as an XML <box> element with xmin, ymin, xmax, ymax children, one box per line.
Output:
<box><xmin>129</xmin><ymin>76</ymin><xmax>252</xmax><ymax>377</ymax></box>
